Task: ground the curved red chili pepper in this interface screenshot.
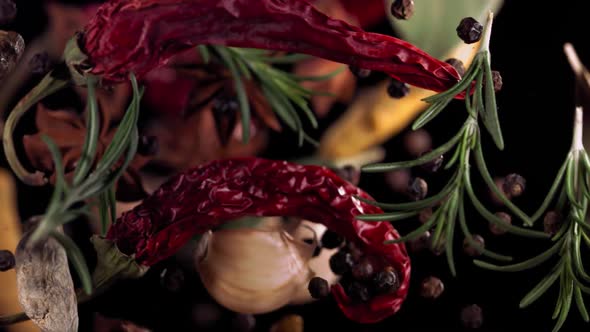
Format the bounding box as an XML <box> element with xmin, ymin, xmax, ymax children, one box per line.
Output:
<box><xmin>81</xmin><ymin>0</ymin><xmax>459</xmax><ymax>94</ymax></box>
<box><xmin>105</xmin><ymin>157</ymin><xmax>410</xmax><ymax>323</ymax></box>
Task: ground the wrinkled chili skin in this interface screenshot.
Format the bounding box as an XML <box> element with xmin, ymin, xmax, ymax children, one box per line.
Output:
<box><xmin>106</xmin><ymin>157</ymin><xmax>410</xmax><ymax>323</ymax></box>
<box><xmin>82</xmin><ymin>0</ymin><xmax>459</xmax><ymax>94</ymax></box>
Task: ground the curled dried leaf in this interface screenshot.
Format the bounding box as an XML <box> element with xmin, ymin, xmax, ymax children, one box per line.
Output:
<box><xmin>15</xmin><ymin>229</ymin><xmax>78</xmax><ymax>332</ymax></box>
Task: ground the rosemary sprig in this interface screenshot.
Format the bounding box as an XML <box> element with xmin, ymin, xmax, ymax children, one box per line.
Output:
<box><xmin>201</xmin><ymin>45</ymin><xmax>340</xmax><ymax>146</ymax></box>
<box><xmin>358</xmin><ymin>12</ymin><xmax>549</xmax><ymax>277</ymax></box>
<box><xmin>21</xmin><ymin>73</ymin><xmax>143</xmax><ymax>295</ymax></box>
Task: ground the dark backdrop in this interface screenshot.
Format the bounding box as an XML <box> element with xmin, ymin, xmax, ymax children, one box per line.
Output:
<box><xmin>2</xmin><ymin>1</ymin><xmax>589</xmax><ymax>331</ymax></box>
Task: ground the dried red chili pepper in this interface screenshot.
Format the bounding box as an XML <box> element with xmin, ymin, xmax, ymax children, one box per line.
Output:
<box><xmin>104</xmin><ymin>157</ymin><xmax>410</xmax><ymax>323</ymax></box>
<box><xmin>75</xmin><ymin>0</ymin><xmax>460</xmax><ymax>94</ymax></box>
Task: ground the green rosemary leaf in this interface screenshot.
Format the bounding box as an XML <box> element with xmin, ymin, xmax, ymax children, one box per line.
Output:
<box><xmin>529</xmin><ymin>157</ymin><xmax>569</xmax><ymax>222</ymax></box>
<box><xmin>552</xmin><ymin>277</ymin><xmax>574</xmax><ymax>332</ymax></box>
<box><xmin>480</xmin><ymin>52</ymin><xmax>504</xmax><ymax>150</ymax></box>
<box><xmin>383</xmin><ymin>208</ymin><xmax>442</xmax><ymax>244</ymax></box>
<box><xmin>566</xmin><ymin>254</ymin><xmax>590</xmax><ymax>294</ymax></box>
<box><xmin>554</xmin><ymin>275</ymin><xmax>565</xmax><ymax>319</ymax></box>
<box><xmin>73</xmin><ymin>75</ymin><xmax>100</xmax><ymax>186</ymax></box>
<box><xmin>41</xmin><ymin>135</ymin><xmax>66</xmax><ymax>217</ymax></box>
<box><xmin>262</xmin><ymin>53</ymin><xmax>311</xmax><ymax>64</ymax></box>
<box><xmin>107</xmin><ymin>185</ymin><xmax>117</xmax><ymax>225</ymax></box>
<box><xmin>565</xmin><ymin>157</ymin><xmax>583</xmax><ymax>209</ymax></box>
<box><xmin>473</xmin><ymin>142</ymin><xmax>534</xmax><ymax>226</ymax></box>
<box><xmin>197</xmin><ymin>45</ymin><xmax>210</xmax><ymax>64</ymax></box>
<box><xmin>575</xmin><ymin>286</ymin><xmax>590</xmax><ymax>322</ymax></box>
<box><xmin>226</xmin><ymin>48</ymin><xmax>253</xmax><ymax>80</ymax></box>
<box><xmin>520</xmin><ymin>262</ymin><xmax>563</xmax><ymax>308</ymax></box>
<box><xmin>572</xmin><ymin>229</ymin><xmax>590</xmax><ymax>282</ymax></box>
<box><xmin>458</xmin><ymin>198</ymin><xmax>513</xmax><ymax>262</ymax></box>
<box><xmin>356</xmin><ymin>211</ymin><xmax>418</xmax><ymax>222</ymax></box>
<box><xmin>412</xmin><ymin>99</ymin><xmax>451</xmax><ymax>130</ymax></box>
<box><xmin>50</xmin><ymin>230</ymin><xmax>93</xmax><ymax>295</ymax></box>
<box><xmin>423</xmin><ymin>56</ymin><xmax>482</xmax><ymax>103</ymax></box>
<box><xmin>445</xmin><ymin>196</ymin><xmax>459</xmax><ymax>276</ymax></box>
<box><xmin>292</xmin><ymin>65</ymin><xmax>346</xmax><ymax>82</ymax></box>
<box><xmin>216</xmin><ymin>47</ymin><xmax>251</xmax><ymax>143</ymax></box>
<box><xmin>98</xmin><ymin>192</ymin><xmax>109</xmax><ymax>236</ymax></box>
<box><xmin>362</xmin><ymin>124</ymin><xmax>465</xmax><ymax>172</ymax></box>
<box><xmin>264</xmin><ymin>82</ymin><xmax>304</xmax><ymax>145</ymax></box>
<box><xmin>261</xmin><ymin>84</ymin><xmax>297</xmax><ymax>130</ymax></box>
<box><xmin>474</xmin><ymin>239</ymin><xmax>562</xmax><ymax>272</ymax></box>
<box><xmin>430</xmin><ymin>207</ymin><xmax>447</xmax><ymax>253</ymax></box>
<box><xmin>445</xmin><ymin>142</ymin><xmax>463</xmax><ymax>170</ymax></box>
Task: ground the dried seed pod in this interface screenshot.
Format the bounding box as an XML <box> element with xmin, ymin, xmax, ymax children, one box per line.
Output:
<box><xmin>385</xmin><ymin>169</ymin><xmax>411</xmax><ymax>193</ymax></box>
<box><xmin>308</xmin><ymin>276</ymin><xmax>330</xmax><ymax>299</ymax></box>
<box><xmin>407</xmin><ymin>177</ymin><xmax>428</xmax><ymax>201</ymax></box>
<box><xmin>420</xmin><ymin>276</ymin><xmax>444</xmax><ymax>299</ymax></box>
<box><xmin>445</xmin><ymin>58</ymin><xmax>465</xmax><ymax>77</ymax></box>
<box><xmin>28</xmin><ymin>52</ymin><xmax>51</xmax><ymax>75</ymax></box>
<box><xmin>456</xmin><ymin>17</ymin><xmax>483</xmax><ymax>44</ymax></box>
<box><xmin>543</xmin><ymin>211</ymin><xmax>563</xmax><ymax>236</ymax></box>
<box><xmin>348</xmin><ymin>65</ymin><xmax>371</xmax><ymax>79</ymax></box>
<box><xmin>490</xmin><ymin>212</ymin><xmax>512</xmax><ymax>235</ymax></box>
<box><xmin>461</xmin><ymin>304</ymin><xmax>483</xmax><ymax>329</ymax></box>
<box><xmin>329</xmin><ymin>250</ymin><xmax>354</xmax><ymax>275</ymax></box>
<box><xmin>321</xmin><ymin>229</ymin><xmax>344</xmax><ymax>249</ymax></box>
<box><xmin>403</xmin><ymin>129</ymin><xmax>431</xmax><ymax>157</ymax></box>
<box><xmin>351</xmin><ymin>257</ymin><xmax>376</xmax><ymax>281</ymax></box>
<box><xmin>372</xmin><ymin>269</ymin><xmax>400</xmax><ymax>294</ymax></box>
<box><xmin>0</xmin><ymin>249</ymin><xmax>15</xmax><ymax>271</ymax></box>
<box><xmin>390</xmin><ymin>0</ymin><xmax>415</xmax><ymax>20</ymax></box>
<box><xmin>0</xmin><ymin>30</ymin><xmax>24</xmax><ymax>80</ymax></box>
<box><xmin>138</xmin><ymin>135</ymin><xmax>159</xmax><ymax>156</ymax></box>
<box><xmin>409</xmin><ymin>230</ymin><xmax>431</xmax><ymax>252</ymax></box>
<box><xmin>387</xmin><ymin>78</ymin><xmax>410</xmax><ymax>99</ymax></box>
<box><xmin>463</xmin><ymin>234</ymin><xmax>485</xmax><ymax>257</ymax></box>
<box><xmin>503</xmin><ymin>173</ymin><xmax>526</xmax><ymax>198</ymax></box>
<box><xmin>0</xmin><ymin>0</ymin><xmax>17</xmax><ymax>25</ymax></box>
<box><xmin>15</xmin><ymin>230</ymin><xmax>78</xmax><ymax>332</ymax></box>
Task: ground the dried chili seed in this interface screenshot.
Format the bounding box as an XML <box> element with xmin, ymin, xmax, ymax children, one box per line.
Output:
<box><xmin>160</xmin><ymin>265</ymin><xmax>185</xmax><ymax>292</ymax></box>
<box><xmin>349</xmin><ymin>65</ymin><xmax>371</xmax><ymax>79</ymax></box>
<box><xmin>387</xmin><ymin>78</ymin><xmax>410</xmax><ymax>99</ymax></box>
<box><xmin>329</xmin><ymin>251</ymin><xmax>354</xmax><ymax>275</ymax></box>
<box><xmin>0</xmin><ymin>0</ymin><xmax>16</xmax><ymax>25</ymax></box>
<box><xmin>503</xmin><ymin>173</ymin><xmax>526</xmax><ymax>198</ymax></box>
<box><xmin>418</xmin><ymin>208</ymin><xmax>433</xmax><ymax>224</ymax></box>
<box><xmin>407</xmin><ymin>177</ymin><xmax>428</xmax><ymax>200</ymax></box>
<box><xmin>138</xmin><ymin>135</ymin><xmax>159</xmax><ymax>156</ymax></box>
<box><xmin>28</xmin><ymin>52</ymin><xmax>51</xmax><ymax>75</ymax></box>
<box><xmin>403</xmin><ymin>129</ymin><xmax>431</xmax><ymax>157</ymax></box>
<box><xmin>0</xmin><ymin>249</ymin><xmax>15</xmax><ymax>271</ymax></box>
<box><xmin>347</xmin><ymin>281</ymin><xmax>371</xmax><ymax>302</ymax></box>
<box><xmin>409</xmin><ymin>230</ymin><xmax>431</xmax><ymax>252</ymax></box>
<box><xmin>0</xmin><ymin>30</ymin><xmax>24</xmax><ymax>79</ymax></box>
<box><xmin>335</xmin><ymin>165</ymin><xmax>360</xmax><ymax>186</ymax></box>
<box><xmin>420</xmin><ymin>276</ymin><xmax>444</xmax><ymax>299</ymax></box>
<box><xmin>543</xmin><ymin>211</ymin><xmax>563</xmax><ymax>236</ymax></box>
<box><xmin>211</xmin><ymin>93</ymin><xmax>239</xmax><ymax>146</ymax></box>
<box><xmin>456</xmin><ymin>17</ymin><xmax>483</xmax><ymax>44</ymax></box>
<box><xmin>372</xmin><ymin>269</ymin><xmax>400</xmax><ymax>294</ymax></box>
<box><xmin>390</xmin><ymin>0</ymin><xmax>415</xmax><ymax>20</ymax></box>
<box><xmin>308</xmin><ymin>276</ymin><xmax>330</xmax><ymax>299</ymax></box>
<box><xmin>385</xmin><ymin>169</ymin><xmax>411</xmax><ymax>193</ymax></box>
<box><xmin>461</xmin><ymin>304</ymin><xmax>483</xmax><ymax>329</ymax></box>
<box><xmin>352</xmin><ymin>257</ymin><xmax>375</xmax><ymax>281</ymax></box>
<box><xmin>490</xmin><ymin>212</ymin><xmax>512</xmax><ymax>235</ymax></box>
<box><xmin>321</xmin><ymin>230</ymin><xmax>344</xmax><ymax>249</ymax></box>
<box><xmin>463</xmin><ymin>235</ymin><xmax>485</xmax><ymax>257</ymax></box>
<box><xmin>491</xmin><ymin>70</ymin><xmax>503</xmax><ymax>91</ymax></box>
<box><xmin>445</xmin><ymin>58</ymin><xmax>465</xmax><ymax>77</ymax></box>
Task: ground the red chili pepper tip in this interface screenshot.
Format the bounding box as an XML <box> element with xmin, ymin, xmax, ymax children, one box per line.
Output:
<box><xmin>79</xmin><ymin>0</ymin><xmax>460</xmax><ymax>94</ymax></box>
<box><xmin>106</xmin><ymin>157</ymin><xmax>410</xmax><ymax>323</ymax></box>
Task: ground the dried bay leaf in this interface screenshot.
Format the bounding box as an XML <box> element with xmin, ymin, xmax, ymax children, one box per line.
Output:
<box><xmin>15</xmin><ymin>229</ymin><xmax>78</xmax><ymax>332</ymax></box>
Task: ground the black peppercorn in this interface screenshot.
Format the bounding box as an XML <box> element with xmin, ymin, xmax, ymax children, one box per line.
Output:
<box><xmin>456</xmin><ymin>17</ymin><xmax>483</xmax><ymax>44</ymax></box>
<box><xmin>0</xmin><ymin>0</ymin><xmax>16</xmax><ymax>25</ymax></box>
<box><xmin>420</xmin><ymin>150</ymin><xmax>444</xmax><ymax>173</ymax></box>
<box><xmin>211</xmin><ymin>94</ymin><xmax>239</xmax><ymax>146</ymax></box>
<box><xmin>28</xmin><ymin>52</ymin><xmax>51</xmax><ymax>75</ymax></box>
<box><xmin>543</xmin><ymin>211</ymin><xmax>563</xmax><ymax>236</ymax></box>
<box><xmin>329</xmin><ymin>251</ymin><xmax>355</xmax><ymax>275</ymax></box>
<box><xmin>445</xmin><ymin>58</ymin><xmax>466</xmax><ymax>77</ymax></box>
<box><xmin>418</xmin><ymin>208</ymin><xmax>433</xmax><ymax>224</ymax></box>
<box><xmin>137</xmin><ymin>135</ymin><xmax>159</xmax><ymax>156</ymax></box>
<box><xmin>491</xmin><ymin>70</ymin><xmax>503</xmax><ymax>91</ymax></box>
<box><xmin>407</xmin><ymin>177</ymin><xmax>428</xmax><ymax>201</ymax></box>
<box><xmin>390</xmin><ymin>0</ymin><xmax>414</xmax><ymax>20</ymax></box>
<box><xmin>352</xmin><ymin>257</ymin><xmax>375</xmax><ymax>280</ymax></box>
<box><xmin>321</xmin><ymin>230</ymin><xmax>344</xmax><ymax>249</ymax></box>
<box><xmin>372</xmin><ymin>269</ymin><xmax>400</xmax><ymax>294</ymax></box>
<box><xmin>409</xmin><ymin>230</ymin><xmax>431</xmax><ymax>252</ymax></box>
<box><xmin>308</xmin><ymin>276</ymin><xmax>330</xmax><ymax>299</ymax></box>
<box><xmin>490</xmin><ymin>212</ymin><xmax>512</xmax><ymax>235</ymax></box>
<box><xmin>503</xmin><ymin>173</ymin><xmax>526</xmax><ymax>198</ymax></box>
<box><xmin>0</xmin><ymin>249</ymin><xmax>16</xmax><ymax>271</ymax></box>
<box><xmin>347</xmin><ymin>281</ymin><xmax>371</xmax><ymax>302</ymax></box>
<box><xmin>349</xmin><ymin>65</ymin><xmax>371</xmax><ymax>79</ymax></box>
<box><xmin>387</xmin><ymin>78</ymin><xmax>410</xmax><ymax>99</ymax></box>
<box><xmin>461</xmin><ymin>304</ymin><xmax>483</xmax><ymax>329</ymax></box>
<box><xmin>463</xmin><ymin>234</ymin><xmax>485</xmax><ymax>257</ymax></box>
<box><xmin>420</xmin><ymin>276</ymin><xmax>444</xmax><ymax>299</ymax></box>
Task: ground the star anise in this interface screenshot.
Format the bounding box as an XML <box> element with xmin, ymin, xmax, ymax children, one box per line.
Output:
<box><xmin>22</xmin><ymin>83</ymin><xmax>150</xmax><ymax>201</ymax></box>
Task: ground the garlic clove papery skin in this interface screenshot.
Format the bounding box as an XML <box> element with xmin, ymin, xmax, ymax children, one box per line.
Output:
<box><xmin>196</xmin><ymin>218</ymin><xmax>314</xmax><ymax>314</ymax></box>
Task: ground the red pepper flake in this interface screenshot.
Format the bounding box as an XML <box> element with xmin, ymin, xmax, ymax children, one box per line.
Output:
<box><xmin>105</xmin><ymin>157</ymin><xmax>410</xmax><ymax>323</ymax></box>
<box><xmin>79</xmin><ymin>0</ymin><xmax>460</xmax><ymax>94</ymax></box>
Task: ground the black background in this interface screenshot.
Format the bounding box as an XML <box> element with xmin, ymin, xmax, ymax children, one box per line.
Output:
<box><xmin>2</xmin><ymin>0</ymin><xmax>590</xmax><ymax>331</ymax></box>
